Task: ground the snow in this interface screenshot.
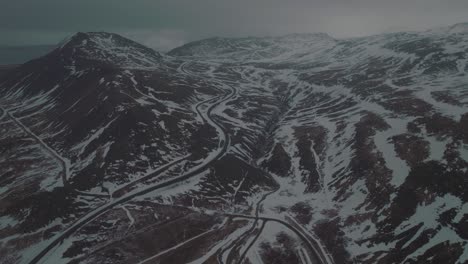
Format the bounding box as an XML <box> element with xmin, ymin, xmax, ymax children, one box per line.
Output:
<box><xmin>425</xmin><ymin>134</ymin><xmax>449</xmax><ymax>162</ymax></box>
<box><xmin>255</xmin><ymin>221</ymin><xmax>293</xmax><ymax>246</ymax></box>
<box><xmin>158</xmin><ymin>120</ymin><xmax>166</xmax><ymax>130</ymax></box>
<box><xmin>415</xmin><ymin>82</ymin><xmax>467</xmax><ymax>120</ymax></box>
<box><xmin>36</xmin><ymin>235</ymin><xmax>83</xmax><ymax>264</ymax></box>
<box><xmin>344</xmin><ymin>219</ymin><xmax>380</xmax><ymax>254</ymax></box>
<box><xmin>39</xmin><ymin>166</ymin><xmax>63</xmax><ymax>191</ymax></box>
<box><xmin>64</xmin><ymin>32</ymin><xmax>162</xmax><ymax>69</ymax></box>
<box><xmin>389</xmin><ymin>194</ymin><xmax>466</xmax><ymax>262</ymax></box>
<box><xmin>71</xmin><ymin>117</ymin><xmax>117</xmax><ymax>156</ymax></box>
<box><xmin>459</xmin><ymin>145</ymin><xmax>468</xmax><ymax>162</ymax></box>
<box><xmin>0</xmin><ymin>215</ymin><xmax>19</xmax><ymax>229</ymax></box>
<box><xmin>120</xmin><ymin>205</ymin><xmax>135</xmax><ymax>228</ymax></box>
<box><xmin>373</xmin><ymin>117</ymin><xmax>412</xmax><ymax>186</ymax></box>
<box><xmin>16</xmin><ymin>219</ymin><xmax>65</xmax><ymax>264</ymax></box>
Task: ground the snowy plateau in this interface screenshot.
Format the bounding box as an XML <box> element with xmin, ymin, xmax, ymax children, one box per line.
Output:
<box><xmin>1</xmin><ymin>23</ymin><xmax>468</xmax><ymax>264</ymax></box>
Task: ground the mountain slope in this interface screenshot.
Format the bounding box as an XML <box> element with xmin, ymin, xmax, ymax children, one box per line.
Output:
<box><xmin>167</xmin><ymin>26</ymin><xmax>468</xmax><ymax>264</ymax></box>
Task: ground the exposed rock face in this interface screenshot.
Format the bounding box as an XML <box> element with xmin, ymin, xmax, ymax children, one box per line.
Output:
<box><xmin>263</xmin><ymin>143</ymin><xmax>292</xmax><ymax>176</ymax></box>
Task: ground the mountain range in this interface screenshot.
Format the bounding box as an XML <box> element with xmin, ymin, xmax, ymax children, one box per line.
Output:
<box><xmin>0</xmin><ymin>23</ymin><xmax>468</xmax><ymax>264</ymax></box>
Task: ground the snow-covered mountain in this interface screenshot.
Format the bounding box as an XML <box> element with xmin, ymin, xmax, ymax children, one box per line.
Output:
<box><xmin>1</xmin><ymin>24</ymin><xmax>467</xmax><ymax>264</ymax></box>
<box><xmin>168</xmin><ymin>33</ymin><xmax>335</xmax><ymax>63</ymax></box>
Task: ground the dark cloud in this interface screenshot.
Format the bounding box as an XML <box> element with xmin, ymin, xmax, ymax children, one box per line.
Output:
<box><xmin>1</xmin><ymin>0</ymin><xmax>468</xmax><ymax>50</ymax></box>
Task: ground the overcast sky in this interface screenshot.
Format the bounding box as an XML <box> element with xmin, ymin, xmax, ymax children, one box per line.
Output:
<box><xmin>1</xmin><ymin>0</ymin><xmax>468</xmax><ymax>51</ymax></box>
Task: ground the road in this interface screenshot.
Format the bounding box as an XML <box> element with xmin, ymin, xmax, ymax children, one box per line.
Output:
<box><xmin>211</xmin><ymin>64</ymin><xmax>332</xmax><ymax>264</ymax></box>
<box><xmin>285</xmin><ymin>215</ymin><xmax>336</xmax><ymax>264</ymax></box>
<box><xmin>111</xmin><ymin>155</ymin><xmax>189</xmax><ymax>198</ymax></box>
<box><xmin>27</xmin><ymin>79</ymin><xmax>236</xmax><ymax>264</ymax></box>
<box><xmin>129</xmin><ymin>60</ymin><xmax>333</xmax><ymax>263</ymax></box>
<box><xmin>110</xmin><ymin>89</ymin><xmax>227</xmax><ymax>199</ymax></box>
<box><xmin>111</xmin><ymin>201</ymin><xmax>332</xmax><ymax>264</ymax></box>
<box><xmin>229</xmin><ymin>212</ymin><xmax>335</xmax><ymax>264</ymax></box>
<box><xmin>27</xmin><ymin>62</ymin><xmax>332</xmax><ymax>264</ymax></box>
<box><xmin>211</xmin><ymin>182</ymin><xmax>326</xmax><ymax>264</ymax></box>
<box><xmin>227</xmin><ymin>213</ymin><xmax>322</xmax><ymax>264</ymax></box>
<box><xmin>217</xmin><ymin>183</ymin><xmax>279</xmax><ymax>263</ymax></box>
<box><xmin>2</xmin><ymin>106</ymin><xmax>111</xmax><ymax>199</ymax></box>
<box><xmin>234</xmin><ymin>188</ymin><xmax>279</xmax><ymax>264</ymax></box>
<box><xmin>1</xmin><ymin>107</ymin><xmax>71</xmax><ymax>187</ymax></box>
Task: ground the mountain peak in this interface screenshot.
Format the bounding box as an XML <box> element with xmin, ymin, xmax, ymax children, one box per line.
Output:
<box><xmin>52</xmin><ymin>32</ymin><xmax>162</xmax><ymax>68</ymax></box>
<box><xmin>168</xmin><ymin>32</ymin><xmax>334</xmax><ymax>59</ymax></box>
<box><xmin>448</xmin><ymin>22</ymin><xmax>468</xmax><ymax>34</ymax></box>
<box><xmin>277</xmin><ymin>32</ymin><xmax>333</xmax><ymax>40</ymax></box>
<box><xmin>425</xmin><ymin>22</ymin><xmax>468</xmax><ymax>35</ymax></box>
<box><xmin>57</xmin><ymin>32</ymin><xmax>114</xmax><ymax>48</ymax></box>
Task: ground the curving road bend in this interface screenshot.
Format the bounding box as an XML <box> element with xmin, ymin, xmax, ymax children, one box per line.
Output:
<box><xmin>111</xmin><ymin>87</ymin><xmax>225</xmax><ymax>199</ymax></box>
<box><xmin>178</xmin><ymin>63</ymin><xmax>330</xmax><ymax>264</ymax></box>
<box><xmin>26</xmin><ymin>61</ymin><xmax>332</xmax><ymax>264</ymax></box>
<box><xmin>234</xmin><ymin>188</ymin><xmax>279</xmax><ymax>264</ymax></box>
<box><xmin>27</xmin><ymin>82</ymin><xmax>236</xmax><ymax>264</ymax></box>
<box><xmin>175</xmin><ymin>62</ymin><xmax>331</xmax><ymax>264</ymax></box>
<box><xmin>116</xmin><ymin>202</ymin><xmax>332</xmax><ymax>264</ymax></box>
<box><xmin>227</xmin><ymin>213</ymin><xmax>327</xmax><ymax>264</ymax></box>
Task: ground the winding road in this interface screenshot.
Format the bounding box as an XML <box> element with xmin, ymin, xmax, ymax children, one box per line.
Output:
<box><xmin>27</xmin><ymin>78</ymin><xmax>237</xmax><ymax>264</ymax></box>
<box><xmin>110</xmin><ymin>82</ymin><xmax>227</xmax><ymax>198</ymax></box>
<box><xmin>27</xmin><ymin>61</ymin><xmax>332</xmax><ymax>264</ymax></box>
<box><xmin>222</xmin><ymin>210</ymin><xmax>336</xmax><ymax>264</ymax></box>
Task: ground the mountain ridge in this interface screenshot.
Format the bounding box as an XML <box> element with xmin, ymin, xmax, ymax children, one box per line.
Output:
<box><xmin>47</xmin><ymin>31</ymin><xmax>163</xmax><ymax>69</ymax></box>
